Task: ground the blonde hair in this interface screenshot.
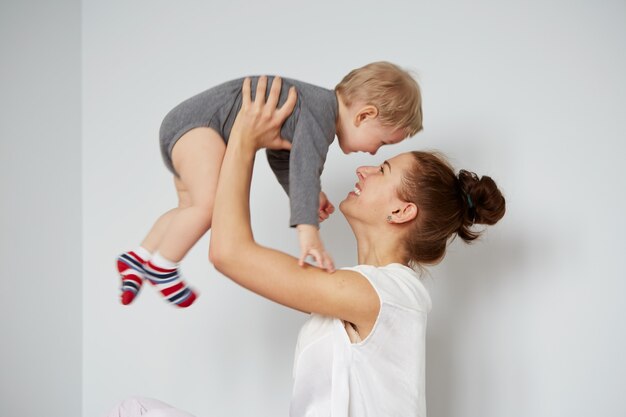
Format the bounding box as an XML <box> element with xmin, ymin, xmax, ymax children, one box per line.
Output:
<box><xmin>335</xmin><ymin>61</ymin><xmax>423</xmax><ymax>136</ymax></box>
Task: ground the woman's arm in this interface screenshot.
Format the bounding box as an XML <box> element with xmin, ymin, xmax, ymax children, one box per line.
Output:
<box><xmin>209</xmin><ymin>77</ymin><xmax>379</xmax><ymax>329</ymax></box>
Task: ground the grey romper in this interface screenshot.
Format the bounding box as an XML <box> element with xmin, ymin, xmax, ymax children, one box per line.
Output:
<box><xmin>159</xmin><ymin>76</ymin><xmax>338</xmax><ymax>228</ymax></box>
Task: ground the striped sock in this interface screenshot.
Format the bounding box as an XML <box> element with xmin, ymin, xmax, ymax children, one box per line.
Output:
<box><xmin>116</xmin><ymin>247</ymin><xmax>151</xmax><ymax>305</ymax></box>
<box><xmin>144</xmin><ymin>253</ymin><xmax>197</xmax><ymax>308</ymax></box>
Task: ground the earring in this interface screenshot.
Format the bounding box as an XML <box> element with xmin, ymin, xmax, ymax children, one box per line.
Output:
<box><xmin>386</xmin><ymin>215</ymin><xmax>393</xmax><ymax>223</ymax></box>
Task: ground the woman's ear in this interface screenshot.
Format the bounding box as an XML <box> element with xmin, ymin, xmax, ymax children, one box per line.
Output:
<box><xmin>390</xmin><ymin>203</ymin><xmax>418</xmax><ymax>224</ymax></box>
<box><xmin>354</xmin><ymin>105</ymin><xmax>379</xmax><ymax>126</ymax></box>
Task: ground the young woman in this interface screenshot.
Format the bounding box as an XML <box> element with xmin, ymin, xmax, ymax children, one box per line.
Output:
<box><xmin>107</xmin><ymin>78</ymin><xmax>505</xmax><ymax>417</ymax></box>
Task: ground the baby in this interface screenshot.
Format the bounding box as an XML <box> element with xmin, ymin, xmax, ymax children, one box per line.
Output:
<box><xmin>116</xmin><ymin>61</ymin><xmax>423</xmax><ymax>307</ymax></box>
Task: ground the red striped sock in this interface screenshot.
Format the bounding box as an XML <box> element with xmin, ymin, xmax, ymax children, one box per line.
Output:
<box><xmin>116</xmin><ymin>248</ymin><xmax>150</xmax><ymax>305</ymax></box>
<box><xmin>144</xmin><ymin>253</ymin><xmax>197</xmax><ymax>308</ymax></box>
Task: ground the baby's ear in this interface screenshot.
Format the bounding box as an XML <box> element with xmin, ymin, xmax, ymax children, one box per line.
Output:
<box><xmin>355</xmin><ymin>105</ymin><xmax>379</xmax><ymax>126</ymax></box>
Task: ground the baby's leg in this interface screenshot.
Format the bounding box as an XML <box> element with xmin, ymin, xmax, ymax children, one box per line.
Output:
<box><xmin>156</xmin><ymin>127</ymin><xmax>225</xmax><ymax>260</ymax></box>
<box><xmin>140</xmin><ymin>206</ymin><xmax>184</xmax><ymax>254</ymax></box>
<box><xmin>144</xmin><ymin>127</ymin><xmax>226</xmax><ymax>307</ymax></box>
<box><xmin>117</xmin><ymin>184</ymin><xmax>187</xmax><ymax>305</ymax></box>
<box><xmin>130</xmin><ymin>177</ymin><xmax>193</xmax><ymax>258</ymax></box>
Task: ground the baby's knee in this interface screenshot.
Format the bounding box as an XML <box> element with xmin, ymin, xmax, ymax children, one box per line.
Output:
<box><xmin>192</xmin><ymin>201</ymin><xmax>215</xmax><ymax>226</ymax></box>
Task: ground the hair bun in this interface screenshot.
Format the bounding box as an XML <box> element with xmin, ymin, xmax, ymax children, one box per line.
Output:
<box><xmin>457</xmin><ymin>170</ymin><xmax>506</xmax><ymax>241</ymax></box>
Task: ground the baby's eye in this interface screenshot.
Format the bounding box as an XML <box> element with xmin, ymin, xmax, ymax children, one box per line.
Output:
<box><xmin>379</xmin><ymin>166</ymin><xmax>384</xmax><ymax>174</ymax></box>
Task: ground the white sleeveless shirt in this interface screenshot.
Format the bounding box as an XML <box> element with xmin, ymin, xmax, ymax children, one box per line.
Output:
<box><xmin>290</xmin><ymin>264</ymin><xmax>432</xmax><ymax>417</ymax></box>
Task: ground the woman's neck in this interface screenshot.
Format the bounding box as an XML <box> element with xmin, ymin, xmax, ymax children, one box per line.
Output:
<box><xmin>354</xmin><ymin>228</ymin><xmax>407</xmax><ymax>267</ymax></box>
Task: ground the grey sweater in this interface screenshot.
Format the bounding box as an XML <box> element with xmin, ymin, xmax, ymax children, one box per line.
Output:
<box><xmin>159</xmin><ymin>76</ymin><xmax>338</xmax><ymax>227</ymax></box>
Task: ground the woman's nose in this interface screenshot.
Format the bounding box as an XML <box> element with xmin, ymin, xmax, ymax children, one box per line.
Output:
<box><xmin>356</xmin><ymin>166</ymin><xmax>375</xmax><ymax>178</ymax></box>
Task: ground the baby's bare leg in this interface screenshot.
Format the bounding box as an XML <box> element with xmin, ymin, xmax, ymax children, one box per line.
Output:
<box><xmin>117</xmin><ymin>176</ymin><xmax>192</xmax><ymax>305</ymax></box>
<box><xmin>156</xmin><ymin>127</ymin><xmax>226</xmax><ymax>261</ymax></box>
<box><xmin>140</xmin><ymin>179</ymin><xmax>192</xmax><ymax>253</ymax></box>
<box><xmin>142</xmin><ymin>127</ymin><xmax>226</xmax><ymax>307</ymax></box>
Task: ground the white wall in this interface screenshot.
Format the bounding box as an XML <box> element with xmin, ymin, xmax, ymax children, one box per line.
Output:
<box><xmin>81</xmin><ymin>1</ymin><xmax>626</xmax><ymax>417</ymax></box>
<box><xmin>0</xmin><ymin>1</ymin><xmax>82</xmax><ymax>416</ymax></box>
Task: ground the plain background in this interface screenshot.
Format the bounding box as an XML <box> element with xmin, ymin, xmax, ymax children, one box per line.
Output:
<box><xmin>2</xmin><ymin>0</ymin><xmax>626</xmax><ymax>416</ymax></box>
<box><xmin>1</xmin><ymin>1</ymin><xmax>82</xmax><ymax>417</ymax></box>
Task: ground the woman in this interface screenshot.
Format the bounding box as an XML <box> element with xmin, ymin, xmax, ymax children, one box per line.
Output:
<box><xmin>107</xmin><ymin>77</ymin><xmax>505</xmax><ymax>417</ymax></box>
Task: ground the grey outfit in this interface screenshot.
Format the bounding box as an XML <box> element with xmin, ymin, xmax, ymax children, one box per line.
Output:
<box><xmin>159</xmin><ymin>76</ymin><xmax>338</xmax><ymax>227</ymax></box>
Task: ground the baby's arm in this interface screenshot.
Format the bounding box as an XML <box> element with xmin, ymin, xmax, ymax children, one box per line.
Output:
<box><xmin>266</xmin><ymin>149</ymin><xmax>291</xmax><ymax>195</ymax></box>
<box><xmin>297</xmin><ymin>191</ymin><xmax>335</xmax><ymax>272</ymax></box>
<box><xmin>266</xmin><ymin>152</ymin><xmax>334</xmax><ymax>222</ymax></box>
<box><xmin>318</xmin><ymin>191</ymin><xmax>335</xmax><ymax>222</ymax></box>
<box><xmin>267</xmin><ymin>106</ymin><xmax>337</xmax><ymax>272</ymax></box>
<box><xmin>267</xmin><ymin>151</ymin><xmax>335</xmax><ymax>272</ymax></box>
<box><xmin>266</xmin><ymin>153</ymin><xmax>336</xmax><ymax>272</ymax></box>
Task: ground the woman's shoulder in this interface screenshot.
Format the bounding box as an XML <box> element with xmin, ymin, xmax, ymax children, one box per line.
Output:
<box><xmin>343</xmin><ymin>264</ymin><xmax>432</xmax><ymax>313</ymax></box>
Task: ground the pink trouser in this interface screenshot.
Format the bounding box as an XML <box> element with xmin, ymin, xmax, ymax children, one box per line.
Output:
<box><xmin>105</xmin><ymin>397</ymin><xmax>196</xmax><ymax>417</ymax></box>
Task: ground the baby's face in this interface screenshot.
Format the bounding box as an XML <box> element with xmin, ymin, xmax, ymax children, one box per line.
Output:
<box><xmin>339</xmin><ymin>120</ymin><xmax>406</xmax><ymax>155</ymax></box>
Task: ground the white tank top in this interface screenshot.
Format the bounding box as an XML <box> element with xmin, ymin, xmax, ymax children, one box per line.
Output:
<box><xmin>290</xmin><ymin>263</ymin><xmax>432</xmax><ymax>417</ymax></box>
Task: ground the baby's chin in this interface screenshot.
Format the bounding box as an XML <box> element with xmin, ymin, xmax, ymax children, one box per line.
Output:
<box><xmin>341</xmin><ymin>147</ymin><xmax>355</xmax><ymax>155</ymax></box>
<box><xmin>336</xmin><ymin>137</ymin><xmax>351</xmax><ymax>154</ymax></box>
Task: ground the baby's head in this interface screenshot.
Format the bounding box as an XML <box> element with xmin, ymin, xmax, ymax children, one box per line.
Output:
<box><xmin>335</xmin><ymin>61</ymin><xmax>423</xmax><ymax>155</ymax></box>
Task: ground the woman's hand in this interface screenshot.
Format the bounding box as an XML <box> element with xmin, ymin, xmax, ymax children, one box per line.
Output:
<box><xmin>229</xmin><ymin>76</ymin><xmax>297</xmax><ymax>152</ymax></box>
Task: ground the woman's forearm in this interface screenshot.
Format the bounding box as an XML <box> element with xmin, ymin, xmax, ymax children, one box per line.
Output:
<box><xmin>209</xmin><ymin>134</ymin><xmax>256</xmax><ymax>267</ymax></box>
<box><xmin>211</xmin><ymin>77</ymin><xmax>295</xmax><ymax>268</ymax></box>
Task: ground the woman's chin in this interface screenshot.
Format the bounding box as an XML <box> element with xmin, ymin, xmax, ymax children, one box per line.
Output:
<box><xmin>338</xmin><ymin>200</ymin><xmax>348</xmax><ymax>216</ymax></box>
<box><xmin>338</xmin><ymin>201</ymin><xmax>355</xmax><ymax>221</ymax></box>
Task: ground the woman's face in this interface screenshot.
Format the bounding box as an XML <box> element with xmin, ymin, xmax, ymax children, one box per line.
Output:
<box><xmin>339</xmin><ymin>152</ymin><xmax>415</xmax><ymax>224</ymax></box>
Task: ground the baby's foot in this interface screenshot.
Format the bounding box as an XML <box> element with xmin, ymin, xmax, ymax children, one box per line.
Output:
<box><xmin>144</xmin><ymin>253</ymin><xmax>197</xmax><ymax>308</ymax></box>
<box><xmin>116</xmin><ymin>250</ymin><xmax>148</xmax><ymax>305</ymax></box>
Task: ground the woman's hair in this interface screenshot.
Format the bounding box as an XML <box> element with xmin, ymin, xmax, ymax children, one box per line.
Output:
<box><xmin>397</xmin><ymin>151</ymin><xmax>506</xmax><ymax>266</ymax></box>
<box><xmin>335</xmin><ymin>61</ymin><xmax>423</xmax><ymax>137</ymax></box>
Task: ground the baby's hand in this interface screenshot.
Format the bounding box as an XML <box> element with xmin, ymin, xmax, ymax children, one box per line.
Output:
<box><xmin>296</xmin><ymin>224</ymin><xmax>336</xmax><ymax>273</ymax></box>
<box><xmin>318</xmin><ymin>191</ymin><xmax>335</xmax><ymax>223</ymax></box>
